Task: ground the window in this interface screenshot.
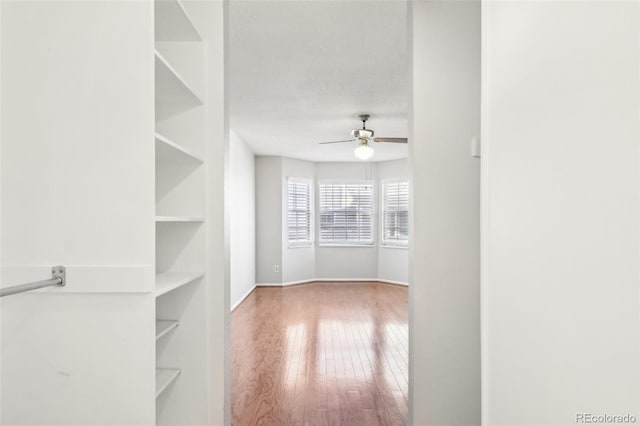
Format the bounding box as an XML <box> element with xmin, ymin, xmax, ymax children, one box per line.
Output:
<box><xmin>287</xmin><ymin>178</ymin><xmax>312</xmax><ymax>247</ymax></box>
<box><xmin>382</xmin><ymin>181</ymin><xmax>409</xmax><ymax>247</ymax></box>
<box><xmin>319</xmin><ymin>183</ymin><xmax>374</xmax><ymax>246</ymax></box>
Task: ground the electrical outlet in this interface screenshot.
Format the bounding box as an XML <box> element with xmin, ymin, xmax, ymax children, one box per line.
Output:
<box><xmin>471</xmin><ymin>137</ymin><xmax>481</xmax><ymax>158</ymax></box>
<box><xmin>273</xmin><ymin>264</ymin><xmax>279</xmax><ymax>273</ymax></box>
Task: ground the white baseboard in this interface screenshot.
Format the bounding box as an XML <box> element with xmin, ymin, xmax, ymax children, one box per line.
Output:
<box><xmin>255</xmin><ymin>278</ymin><xmax>409</xmax><ymax>287</ymax></box>
<box><xmin>231</xmin><ymin>285</ymin><xmax>256</xmax><ymax>312</ymax></box>
<box><xmin>314</xmin><ymin>278</ymin><xmax>378</xmax><ymax>282</ymax></box>
<box><xmin>316</xmin><ymin>278</ymin><xmax>409</xmax><ymax>286</ymax></box>
<box><xmin>256</xmin><ymin>279</ymin><xmax>315</xmax><ymax>287</ymax></box>
<box><xmin>378</xmin><ymin>279</ymin><xmax>409</xmax><ymax>286</ymax></box>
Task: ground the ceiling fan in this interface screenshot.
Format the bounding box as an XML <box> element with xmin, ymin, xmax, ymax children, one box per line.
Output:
<box><xmin>319</xmin><ymin>114</ymin><xmax>408</xmax><ymax>160</ymax></box>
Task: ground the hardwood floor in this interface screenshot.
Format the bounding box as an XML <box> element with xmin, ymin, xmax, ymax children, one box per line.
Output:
<box><xmin>232</xmin><ymin>282</ymin><xmax>408</xmax><ymax>426</ymax></box>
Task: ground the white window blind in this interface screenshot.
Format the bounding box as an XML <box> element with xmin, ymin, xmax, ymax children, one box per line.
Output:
<box><xmin>382</xmin><ymin>182</ymin><xmax>409</xmax><ymax>246</ymax></box>
<box><xmin>287</xmin><ymin>178</ymin><xmax>312</xmax><ymax>246</ymax></box>
<box><xmin>319</xmin><ymin>183</ymin><xmax>374</xmax><ymax>245</ymax></box>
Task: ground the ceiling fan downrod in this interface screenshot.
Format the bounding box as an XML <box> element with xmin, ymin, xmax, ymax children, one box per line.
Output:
<box><xmin>359</xmin><ymin>114</ymin><xmax>370</xmax><ymax>130</ymax></box>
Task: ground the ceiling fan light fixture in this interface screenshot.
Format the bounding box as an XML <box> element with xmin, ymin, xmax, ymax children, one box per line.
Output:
<box><xmin>354</xmin><ymin>141</ymin><xmax>374</xmax><ymax>160</ymax></box>
<box><xmin>317</xmin><ymin>114</ymin><xmax>407</xmax><ymax>148</ymax></box>
<box><xmin>352</xmin><ymin>129</ymin><xmax>374</xmax><ymax>139</ymax></box>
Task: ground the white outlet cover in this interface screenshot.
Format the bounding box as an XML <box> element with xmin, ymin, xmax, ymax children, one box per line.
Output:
<box><xmin>471</xmin><ymin>137</ymin><xmax>481</xmax><ymax>158</ymax></box>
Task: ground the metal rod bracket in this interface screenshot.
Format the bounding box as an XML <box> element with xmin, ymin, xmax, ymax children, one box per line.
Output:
<box><xmin>52</xmin><ymin>265</ymin><xmax>65</xmax><ymax>287</ymax></box>
<box><xmin>0</xmin><ymin>265</ymin><xmax>67</xmax><ymax>297</ymax></box>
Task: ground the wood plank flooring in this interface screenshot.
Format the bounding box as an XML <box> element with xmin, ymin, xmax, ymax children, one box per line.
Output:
<box><xmin>232</xmin><ymin>282</ymin><xmax>408</xmax><ymax>426</ymax></box>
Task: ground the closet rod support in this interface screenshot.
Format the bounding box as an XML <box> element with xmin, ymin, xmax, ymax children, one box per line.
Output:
<box><xmin>0</xmin><ymin>266</ymin><xmax>66</xmax><ymax>297</ymax></box>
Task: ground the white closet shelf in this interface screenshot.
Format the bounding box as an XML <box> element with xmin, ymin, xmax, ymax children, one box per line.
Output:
<box><xmin>155</xmin><ymin>271</ymin><xmax>204</xmax><ymax>297</ymax></box>
<box><xmin>155</xmin><ymin>0</ymin><xmax>202</xmax><ymax>42</ymax></box>
<box><xmin>156</xmin><ymin>320</ymin><xmax>179</xmax><ymax>340</ymax></box>
<box><xmin>155</xmin><ymin>133</ymin><xmax>204</xmax><ymax>164</ymax></box>
<box><xmin>155</xmin><ymin>216</ymin><xmax>204</xmax><ymax>223</ymax></box>
<box><xmin>156</xmin><ymin>368</ymin><xmax>181</xmax><ymax>398</ymax></box>
<box><xmin>155</xmin><ymin>50</ymin><xmax>204</xmax><ymax>106</ymax></box>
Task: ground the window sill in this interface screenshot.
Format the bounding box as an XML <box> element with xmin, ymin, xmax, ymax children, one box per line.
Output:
<box><xmin>318</xmin><ymin>244</ymin><xmax>376</xmax><ymax>248</ymax></box>
<box><xmin>380</xmin><ymin>244</ymin><xmax>409</xmax><ymax>250</ymax></box>
<box><xmin>288</xmin><ymin>243</ymin><xmax>313</xmax><ymax>249</ymax></box>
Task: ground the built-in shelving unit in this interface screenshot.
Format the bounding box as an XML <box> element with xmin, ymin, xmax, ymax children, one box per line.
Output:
<box><xmin>155</xmin><ymin>272</ymin><xmax>203</xmax><ymax>297</ymax></box>
<box><xmin>155</xmin><ymin>216</ymin><xmax>204</xmax><ymax>223</ymax></box>
<box><xmin>155</xmin><ymin>133</ymin><xmax>204</xmax><ymax>164</ymax></box>
<box><xmin>156</xmin><ymin>320</ymin><xmax>179</xmax><ymax>340</ymax></box>
<box><xmin>155</xmin><ymin>51</ymin><xmax>203</xmax><ymax>106</ymax></box>
<box><xmin>154</xmin><ymin>0</ymin><xmax>208</xmax><ymax>424</ymax></box>
<box><xmin>156</xmin><ymin>368</ymin><xmax>181</xmax><ymax>398</ymax></box>
<box><xmin>154</xmin><ymin>0</ymin><xmax>201</xmax><ymax>42</ymax></box>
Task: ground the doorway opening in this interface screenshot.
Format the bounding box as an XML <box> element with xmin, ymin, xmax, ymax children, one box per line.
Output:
<box><xmin>226</xmin><ymin>2</ymin><xmax>410</xmax><ymax>424</ymax></box>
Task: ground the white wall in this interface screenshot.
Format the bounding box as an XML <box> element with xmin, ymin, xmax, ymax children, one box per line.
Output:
<box><xmin>378</xmin><ymin>159</ymin><xmax>409</xmax><ymax>284</ymax></box>
<box><xmin>1</xmin><ymin>1</ymin><xmax>155</xmax><ymax>424</ymax></box>
<box><xmin>281</xmin><ymin>157</ymin><xmax>316</xmax><ymax>283</ymax></box>
<box><xmin>229</xmin><ymin>131</ymin><xmax>255</xmax><ymax>309</ymax></box>
<box><xmin>483</xmin><ymin>2</ymin><xmax>639</xmax><ymax>424</ymax></box>
<box><xmin>410</xmin><ymin>1</ymin><xmax>481</xmax><ymax>425</ymax></box>
<box><xmin>255</xmin><ymin>156</ymin><xmax>283</xmax><ymax>284</ymax></box>
<box><xmin>255</xmin><ymin>157</ymin><xmax>409</xmax><ymax>284</ymax></box>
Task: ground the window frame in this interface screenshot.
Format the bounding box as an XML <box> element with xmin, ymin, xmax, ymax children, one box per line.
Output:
<box><xmin>286</xmin><ymin>176</ymin><xmax>314</xmax><ymax>248</ymax></box>
<box><xmin>317</xmin><ymin>180</ymin><xmax>376</xmax><ymax>247</ymax></box>
<box><xmin>380</xmin><ymin>179</ymin><xmax>409</xmax><ymax>249</ymax></box>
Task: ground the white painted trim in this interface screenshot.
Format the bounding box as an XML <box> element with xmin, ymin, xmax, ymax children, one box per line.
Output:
<box><xmin>256</xmin><ymin>278</ymin><xmax>409</xmax><ymax>287</ymax></box>
<box><xmin>378</xmin><ymin>279</ymin><xmax>409</xmax><ymax>287</ymax></box>
<box><xmin>287</xmin><ymin>243</ymin><xmax>313</xmax><ymax>249</ymax></box>
<box><xmin>317</xmin><ymin>244</ymin><xmax>377</xmax><ymax>248</ymax></box>
<box><xmin>256</xmin><ymin>279</ymin><xmax>315</xmax><ymax>287</ymax></box>
<box><xmin>283</xmin><ymin>279</ymin><xmax>316</xmax><ymax>286</ymax></box>
<box><xmin>231</xmin><ymin>285</ymin><xmax>256</xmax><ymax>312</ymax></box>
<box><xmin>380</xmin><ymin>244</ymin><xmax>409</xmax><ymax>250</ymax></box>
<box><xmin>406</xmin><ymin>3</ymin><xmax>415</xmax><ymax>425</ymax></box>
<box><xmin>480</xmin><ymin>1</ymin><xmax>490</xmax><ymax>423</ymax></box>
<box><xmin>313</xmin><ymin>278</ymin><xmax>378</xmax><ymax>282</ymax></box>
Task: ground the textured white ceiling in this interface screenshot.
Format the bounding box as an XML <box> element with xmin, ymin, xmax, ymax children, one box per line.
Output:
<box><xmin>228</xmin><ymin>1</ymin><xmax>408</xmax><ymax>162</ymax></box>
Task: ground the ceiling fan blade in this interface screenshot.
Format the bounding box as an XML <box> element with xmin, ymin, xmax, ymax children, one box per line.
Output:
<box><xmin>373</xmin><ymin>137</ymin><xmax>408</xmax><ymax>144</ymax></box>
<box><xmin>318</xmin><ymin>139</ymin><xmax>355</xmax><ymax>145</ymax></box>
